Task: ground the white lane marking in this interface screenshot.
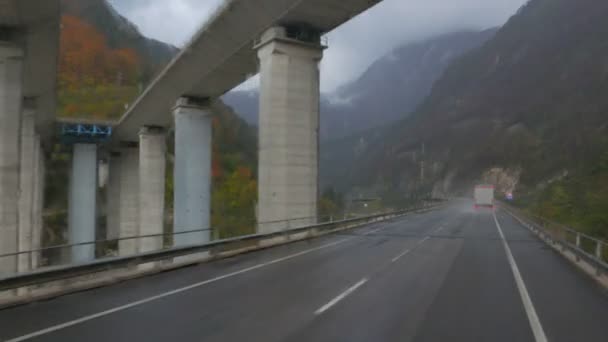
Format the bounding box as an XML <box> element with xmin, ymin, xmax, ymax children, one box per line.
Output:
<box><xmin>6</xmin><ymin>237</ymin><xmax>353</xmax><ymax>342</ymax></box>
<box><xmin>314</xmin><ymin>278</ymin><xmax>368</xmax><ymax>315</ymax></box>
<box><xmin>391</xmin><ymin>234</ymin><xmax>432</xmax><ymax>263</ymax></box>
<box><xmin>493</xmin><ymin>212</ymin><xmax>548</xmax><ymax>342</ymax></box>
<box><xmin>435</xmin><ymin>226</ymin><xmax>444</xmax><ymax>233</ymax></box>
<box><xmin>391</xmin><ymin>249</ymin><xmax>411</xmax><ymax>263</ymax></box>
<box><xmin>417</xmin><ymin>236</ymin><xmax>430</xmax><ymax>245</ymax></box>
<box><xmin>363</xmin><ymin>226</ymin><xmax>386</xmax><ymax>235</ymax></box>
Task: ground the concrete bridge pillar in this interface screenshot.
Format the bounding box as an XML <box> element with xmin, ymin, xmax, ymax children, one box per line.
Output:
<box><xmin>31</xmin><ymin>135</ymin><xmax>44</xmax><ymax>269</ymax></box>
<box><xmin>68</xmin><ymin>143</ymin><xmax>98</xmax><ymax>263</ymax></box>
<box><xmin>138</xmin><ymin>127</ymin><xmax>166</xmax><ymax>253</ymax></box>
<box><xmin>255</xmin><ymin>26</ymin><xmax>325</xmax><ymax>233</ymax></box>
<box><xmin>17</xmin><ymin>104</ymin><xmax>36</xmax><ymax>273</ymax></box>
<box><xmin>172</xmin><ymin>98</ymin><xmax>212</xmax><ymax>246</ymax></box>
<box><xmin>108</xmin><ymin>144</ymin><xmax>140</xmax><ymax>256</ymax></box>
<box><xmin>107</xmin><ymin>152</ymin><xmax>122</xmax><ymax>241</ymax></box>
<box><xmin>0</xmin><ymin>44</ymin><xmax>24</xmax><ymax>276</ymax></box>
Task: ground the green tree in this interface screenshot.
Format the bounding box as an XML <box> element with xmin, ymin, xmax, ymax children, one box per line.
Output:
<box><xmin>319</xmin><ymin>187</ymin><xmax>344</xmax><ymax>221</ymax></box>
<box><xmin>212</xmin><ymin>167</ymin><xmax>257</xmax><ymax>239</ymax></box>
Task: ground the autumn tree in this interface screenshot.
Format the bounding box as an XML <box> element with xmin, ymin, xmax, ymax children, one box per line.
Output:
<box><xmin>58</xmin><ymin>15</ymin><xmax>141</xmax><ymax>119</ymax></box>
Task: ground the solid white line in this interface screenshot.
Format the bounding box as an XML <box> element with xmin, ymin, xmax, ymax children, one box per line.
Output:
<box><xmin>314</xmin><ymin>278</ymin><xmax>368</xmax><ymax>315</ymax></box>
<box><xmin>6</xmin><ymin>237</ymin><xmax>353</xmax><ymax>342</ymax></box>
<box><xmin>493</xmin><ymin>212</ymin><xmax>548</xmax><ymax>342</ymax></box>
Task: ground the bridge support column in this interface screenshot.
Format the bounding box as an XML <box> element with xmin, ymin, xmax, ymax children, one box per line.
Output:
<box><xmin>0</xmin><ymin>44</ymin><xmax>24</xmax><ymax>276</ymax></box>
<box><xmin>139</xmin><ymin>127</ymin><xmax>166</xmax><ymax>253</ymax></box>
<box><xmin>173</xmin><ymin>98</ymin><xmax>212</xmax><ymax>246</ymax></box>
<box><xmin>110</xmin><ymin>143</ymin><xmax>140</xmax><ymax>256</ymax></box>
<box><xmin>255</xmin><ymin>26</ymin><xmax>325</xmax><ymax>233</ymax></box>
<box><xmin>107</xmin><ymin>152</ymin><xmax>121</xmax><ymax>241</ymax></box>
<box><xmin>68</xmin><ymin>143</ymin><xmax>98</xmax><ymax>263</ymax></box>
<box><xmin>17</xmin><ymin>105</ymin><xmax>36</xmax><ymax>273</ymax></box>
<box><xmin>31</xmin><ymin>136</ymin><xmax>45</xmax><ymax>269</ymax></box>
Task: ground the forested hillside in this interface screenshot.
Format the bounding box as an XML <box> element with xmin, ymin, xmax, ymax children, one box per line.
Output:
<box><xmin>351</xmin><ymin>0</ymin><xmax>608</xmax><ymax>237</ymax></box>
<box><xmin>62</xmin><ymin>0</ymin><xmax>176</xmax><ymax>76</ymax></box>
<box><xmin>322</xmin><ymin>29</ymin><xmax>498</xmax><ymax>140</ymax></box>
<box><xmin>319</xmin><ymin>29</ymin><xmax>498</xmax><ymax>194</ymax></box>
<box><xmin>59</xmin><ymin>0</ymin><xmax>178</xmax><ymax>120</ymax></box>
<box><xmin>59</xmin><ymin>15</ymin><xmax>140</xmax><ymax>120</ymax></box>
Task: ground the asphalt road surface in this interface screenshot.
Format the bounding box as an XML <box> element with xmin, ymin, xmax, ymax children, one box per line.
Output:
<box><xmin>1</xmin><ymin>200</ymin><xmax>607</xmax><ymax>341</ymax></box>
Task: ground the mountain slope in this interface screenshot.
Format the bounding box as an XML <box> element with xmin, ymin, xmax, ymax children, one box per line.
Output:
<box><xmin>62</xmin><ymin>0</ymin><xmax>177</xmax><ymax>81</ymax></box>
<box><xmin>222</xmin><ymin>90</ymin><xmax>259</xmax><ymax>126</ymax></box>
<box><xmin>223</xmin><ymin>29</ymin><xmax>497</xmax><ymax>140</ymax></box>
<box><xmin>319</xmin><ymin>29</ymin><xmax>498</xmax><ymax>193</ymax></box>
<box><xmin>59</xmin><ymin>0</ymin><xmax>179</xmax><ymax>120</ymax></box>
<box><xmin>350</xmin><ymin>0</ymin><xmax>608</xmax><ymax>232</ymax></box>
<box><xmin>323</xmin><ymin>29</ymin><xmax>498</xmax><ymax>140</ymax></box>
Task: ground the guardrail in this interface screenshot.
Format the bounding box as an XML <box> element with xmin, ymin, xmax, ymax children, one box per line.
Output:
<box><xmin>499</xmin><ymin>203</ymin><xmax>608</xmax><ymax>276</ymax></box>
<box><xmin>0</xmin><ymin>203</ymin><xmax>441</xmax><ymax>293</ymax></box>
<box><xmin>0</xmin><ymin>213</ymin><xmax>389</xmax><ymax>270</ymax></box>
<box><xmin>0</xmin><ymin>215</ymin><xmax>321</xmax><ymax>267</ymax></box>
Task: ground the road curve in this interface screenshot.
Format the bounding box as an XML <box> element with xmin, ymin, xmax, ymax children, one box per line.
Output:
<box><xmin>1</xmin><ymin>200</ymin><xmax>607</xmax><ymax>342</ymax></box>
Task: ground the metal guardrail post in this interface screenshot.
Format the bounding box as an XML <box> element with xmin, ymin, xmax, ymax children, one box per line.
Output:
<box><xmin>575</xmin><ymin>233</ymin><xmax>581</xmax><ymax>262</ymax></box>
<box><xmin>540</xmin><ymin>230</ymin><xmax>546</xmax><ymax>242</ymax></box>
<box><xmin>538</xmin><ymin>219</ymin><xmax>546</xmax><ymax>241</ymax></box>
<box><xmin>596</xmin><ymin>242</ymin><xmax>603</xmax><ymax>276</ymax></box>
<box><xmin>285</xmin><ymin>219</ymin><xmax>291</xmax><ymax>241</ymax></box>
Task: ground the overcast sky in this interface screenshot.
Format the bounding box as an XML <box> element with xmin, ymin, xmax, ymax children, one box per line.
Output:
<box><xmin>109</xmin><ymin>0</ymin><xmax>527</xmax><ymax>92</ymax></box>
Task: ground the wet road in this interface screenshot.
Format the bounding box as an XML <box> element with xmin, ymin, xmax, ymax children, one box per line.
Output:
<box><xmin>1</xmin><ymin>201</ymin><xmax>607</xmax><ymax>342</ymax></box>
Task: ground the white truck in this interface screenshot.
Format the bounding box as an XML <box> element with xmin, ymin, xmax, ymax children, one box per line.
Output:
<box><xmin>474</xmin><ymin>185</ymin><xmax>495</xmax><ymax>208</ymax></box>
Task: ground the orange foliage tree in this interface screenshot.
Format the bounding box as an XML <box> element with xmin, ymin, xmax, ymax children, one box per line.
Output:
<box><xmin>58</xmin><ymin>15</ymin><xmax>141</xmax><ymax>119</ymax></box>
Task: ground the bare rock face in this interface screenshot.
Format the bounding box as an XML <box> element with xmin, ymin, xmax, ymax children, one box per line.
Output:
<box><xmin>481</xmin><ymin>167</ymin><xmax>522</xmax><ymax>196</ymax></box>
<box><xmin>432</xmin><ymin>170</ymin><xmax>459</xmax><ymax>199</ymax></box>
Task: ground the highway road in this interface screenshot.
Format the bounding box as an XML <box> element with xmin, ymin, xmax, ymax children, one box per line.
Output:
<box><xmin>1</xmin><ymin>200</ymin><xmax>607</xmax><ymax>341</ymax></box>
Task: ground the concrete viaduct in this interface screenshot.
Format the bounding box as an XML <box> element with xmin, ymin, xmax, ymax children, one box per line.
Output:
<box><xmin>0</xmin><ymin>0</ymin><xmax>383</xmax><ymax>273</ymax></box>
<box><xmin>0</xmin><ymin>0</ymin><xmax>60</xmax><ymax>275</ymax></box>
